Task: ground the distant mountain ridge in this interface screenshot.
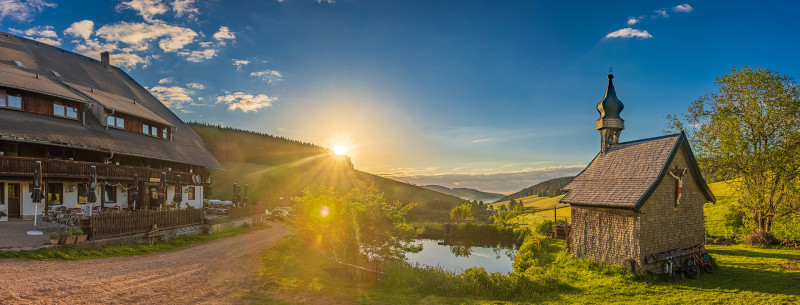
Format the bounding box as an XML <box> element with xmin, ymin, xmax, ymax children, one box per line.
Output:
<box><xmin>494</xmin><ymin>176</ymin><xmax>574</xmax><ymax>203</ymax></box>
<box><xmin>423</xmin><ymin>185</ymin><xmax>505</xmax><ymax>203</ymax></box>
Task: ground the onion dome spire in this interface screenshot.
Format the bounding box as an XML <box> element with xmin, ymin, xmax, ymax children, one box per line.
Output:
<box><xmin>596</xmin><ymin>73</ymin><xmax>625</xmax><ymax>154</ymax></box>
<box><xmin>597</xmin><ymin>74</ymin><xmax>624</xmax><ymax>119</ymax></box>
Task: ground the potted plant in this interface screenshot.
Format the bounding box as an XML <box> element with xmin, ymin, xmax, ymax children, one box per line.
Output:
<box><xmin>59</xmin><ymin>230</ymin><xmax>72</xmax><ymax>245</ymax></box>
<box><xmin>62</xmin><ymin>230</ymin><xmax>76</xmax><ymax>245</ymax></box>
<box><xmin>49</xmin><ymin>232</ymin><xmax>60</xmax><ymax>245</ymax></box>
<box><xmin>0</xmin><ymin>210</ymin><xmax>7</xmax><ymax>222</ymax></box>
<box><xmin>75</xmin><ymin>229</ymin><xmax>88</xmax><ymax>243</ymax></box>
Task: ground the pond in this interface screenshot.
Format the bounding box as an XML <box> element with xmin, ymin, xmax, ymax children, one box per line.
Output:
<box><xmin>405</xmin><ymin>239</ymin><xmax>517</xmax><ymax>274</ymax></box>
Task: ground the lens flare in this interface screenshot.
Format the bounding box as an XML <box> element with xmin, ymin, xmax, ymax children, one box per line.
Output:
<box><xmin>320</xmin><ymin>205</ymin><xmax>330</xmax><ymax>218</ymax></box>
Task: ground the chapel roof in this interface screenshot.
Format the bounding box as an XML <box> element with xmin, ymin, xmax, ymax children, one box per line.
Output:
<box><xmin>559</xmin><ymin>132</ymin><xmax>716</xmax><ymax>209</ymax></box>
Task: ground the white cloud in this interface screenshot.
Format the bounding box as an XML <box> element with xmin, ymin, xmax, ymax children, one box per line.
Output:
<box><xmin>171</xmin><ymin>0</ymin><xmax>199</xmax><ymax>18</ymax></box>
<box><xmin>178</xmin><ymin>48</ymin><xmax>217</xmax><ymax>62</ymax></box>
<box><xmin>626</xmin><ymin>17</ymin><xmax>639</xmax><ymax>25</ymax></box>
<box><xmin>653</xmin><ymin>9</ymin><xmax>668</xmax><ymax>18</ymax></box>
<box><xmin>472</xmin><ymin>138</ymin><xmax>492</xmax><ymax>143</ymax></box>
<box><xmin>232</xmin><ymin>59</ymin><xmax>250</xmax><ymax>70</ymax></box>
<box><xmin>317</xmin><ymin>0</ymin><xmax>335</xmax><ymax>3</ymax></box>
<box><xmin>117</xmin><ymin>0</ymin><xmax>169</xmax><ymax>23</ymax></box>
<box><xmin>250</xmin><ymin>69</ymin><xmax>283</xmax><ymax>83</ymax></box>
<box><xmin>186</xmin><ymin>82</ymin><xmax>205</xmax><ymax>89</ymax></box>
<box><xmin>673</xmin><ymin>4</ymin><xmax>693</xmax><ymax>13</ymax></box>
<box><xmin>64</xmin><ymin>20</ymin><xmax>94</xmax><ymax>40</ymax></box>
<box><xmin>9</xmin><ymin>26</ymin><xmax>61</xmax><ymax>46</ymax></box>
<box><xmin>0</xmin><ymin>0</ymin><xmax>56</xmax><ymax>22</ymax></box>
<box><xmin>605</xmin><ymin>28</ymin><xmax>653</xmax><ymax>39</ymax></box>
<box><xmin>212</xmin><ymin>26</ymin><xmax>235</xmax><ymax>43</ymax></box>
<box><xmin>95</xmin><ymin>21</ymin><xmax>197</xmax><ymax>52</ymax></box>
<box><xmin>216</xmin><ymin>92</ymin><xmax>277</xmax><ymax>112</ymax></box>
<box><xmin>158</xmin><ymin>77</ymin><xmax>174</xmax><ymax>84</ymax></box>
<box><xmin>149</xmin><ymin>85</ymin><xmax>195</xmax><ymax>109</ymax></box>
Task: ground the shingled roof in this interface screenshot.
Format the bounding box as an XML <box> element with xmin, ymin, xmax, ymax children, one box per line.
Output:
<box><xmin>559</xmin><ymin>132</ymin><xmax>715</xmax><ymax>210</ymax></box>
<box><xmin>0</xmin><ymin>32</ymin><xmax>221</xmax><ymax>169</ymax></box>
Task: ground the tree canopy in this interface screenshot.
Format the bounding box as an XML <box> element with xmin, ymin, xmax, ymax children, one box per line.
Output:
<box><xmin>667</xmin><ymin>66</ymin><xmax>800</xmax><ymax>238</ymax></box>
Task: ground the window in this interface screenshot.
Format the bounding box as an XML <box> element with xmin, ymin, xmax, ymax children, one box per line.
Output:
<box><xmin>162</xmin><ymin>128</ymin><xmax>168</xmax><ymax>139</ymax></box>
<box><xmin>66</xmin><ymin>104</ymin><xmax>78</xmax><ymax>119</ymax></box>
<box><xmin>47</xmin><ymin>183</ymin><xmax>63</xmax><ymax>205</ymax></box>
<box><xmin>3</xmin><ymin>143</ymin><xmax>18</xmax><ymax>157</ymax></box>
<box><xmin>142</xmin><ymin>123</ymin><xmax>150</xmax><ymax>135</ymax></box>
<box><xmin>104</xmin><ymin>185</ymin><xmax>116</xmax><ymax>203</ymax></box>
<box><xmin>1</xmin><ymin>90</ymin><xmax>22</xmax><ymax>109</ymax></box>
<box><xmin>7</xmin><ymin>93</ymin><xmax>21</xmax><ymax>109</ymax></box>
<box><xmin>187</xmin><ymin>186</ymin><xmax>195</xmax><ymax>200</ymax></box>
<box><xmin>107</xmin><ymin>114</ymin><xmax>125</xmax><ymax>128</ymax></box>
<box><xmin>151</xmin><ymin>126</ymin><xmax>158</xmax><ymax>137</ymax></box>
<box><xmin>53</xmin><ymin>101</ymin><xmax>65</xmax><ymax>116</ymax></box>
<box><xmin>77</xmin><ymin>184</ymin><xmax>87</xmax><ymax>204</ymax></box>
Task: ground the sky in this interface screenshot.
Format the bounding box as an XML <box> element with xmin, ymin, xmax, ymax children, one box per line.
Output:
<box><xmin>2</xmin><ymin>0</ymin><xmax>800</xmax><ymax>194</ymax></box>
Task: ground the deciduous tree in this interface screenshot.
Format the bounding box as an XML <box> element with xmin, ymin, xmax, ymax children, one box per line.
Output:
<box><xmin>667</xmin><ymin>66</ymin><xmax>800</xmax><ymax>240</ymax></box>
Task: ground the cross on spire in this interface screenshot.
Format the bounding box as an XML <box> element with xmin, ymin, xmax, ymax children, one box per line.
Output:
<box><xmin>609</xmin><ymin>66</ymin><xmax>614</xmax><ymax>74</ymax></box>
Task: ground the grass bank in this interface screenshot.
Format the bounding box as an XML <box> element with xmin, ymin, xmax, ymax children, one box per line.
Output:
<box><xmin>0</xmin><ymin>224</ymin><xmax>270</xmax><ymax>260</ymax></box>
<box><xmin>248</xmin><ymin>235</ymin><xmax>800</xmax><ymax>304</ymax></box>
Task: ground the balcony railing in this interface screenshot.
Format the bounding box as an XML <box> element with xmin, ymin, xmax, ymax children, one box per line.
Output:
<box><xmin>0</xmin><ymin>155</ymin><xmax>194</xmax><ymax>184</ymax></box>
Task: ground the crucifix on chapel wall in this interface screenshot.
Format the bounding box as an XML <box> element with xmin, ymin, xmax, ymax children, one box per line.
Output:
<box><xmin>668</xmin><ymin>167</ymin><xmax>687</xmax><ymax>211</ymax></box>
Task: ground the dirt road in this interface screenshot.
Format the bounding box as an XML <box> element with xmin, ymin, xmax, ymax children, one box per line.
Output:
<box><xmin>0</xmin><ymin>223</ymin><xmax>289</xmax><ymax>305</ymax></box>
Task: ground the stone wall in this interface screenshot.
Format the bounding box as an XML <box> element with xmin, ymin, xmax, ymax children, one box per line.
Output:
<box><xmin>571</xmin><ymin>205</ymin><xmax>639</xmax><ymax>267</ymax></box>
<box><xmin>637</xmin><ymin>143</ymin><xmax>707</xmax><ymax>271</ymax></box>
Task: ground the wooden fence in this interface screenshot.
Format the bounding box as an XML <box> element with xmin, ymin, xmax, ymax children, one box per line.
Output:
<box><xmin>89</xmin><ymin>209</ymin><xmax>204</xmax><ymax>239</ymax></box>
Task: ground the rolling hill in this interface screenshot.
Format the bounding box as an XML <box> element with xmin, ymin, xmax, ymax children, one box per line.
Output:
<box><xmin>494</xmin><ymin>176</ymin><xmax>573</xmax><ymax>203</ymax></box>
<box><xmin>188</xmin><ymin>123</ymin><xmax>464</xmax><ymax>220</ymax></box>
<box><xmin>422</xmin><ymin>185</ymin><xmax>505</xmax><ymax>203</ymax></box>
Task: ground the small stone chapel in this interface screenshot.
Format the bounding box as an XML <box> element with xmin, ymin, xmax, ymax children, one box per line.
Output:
<box><xmin>559</xmin><ymin>74</ymin><xmax>716</xmax><ymax>272</ymax></box>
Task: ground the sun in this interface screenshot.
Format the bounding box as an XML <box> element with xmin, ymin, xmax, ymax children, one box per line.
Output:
<box><xmin>333</xmin><ymin>145</ymin><xmax>347</xmax><ymax>155</ymax></box>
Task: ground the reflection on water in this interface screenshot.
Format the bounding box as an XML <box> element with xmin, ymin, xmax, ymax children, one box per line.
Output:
<box><xmin>405</xmin><ymin>239</ymin><xmax>517</xmax><ymax>274</ymax></box>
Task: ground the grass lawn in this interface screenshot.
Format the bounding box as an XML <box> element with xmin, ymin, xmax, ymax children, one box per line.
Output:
<box><xmin>247</xmin><ymin>236</ymin><xmax>800</xmax><ymax>304</ymax></box>
<box><xmin>0</xmin><ymin>224</ymin><xmax>269</xmax><ymax>260</ymax></box>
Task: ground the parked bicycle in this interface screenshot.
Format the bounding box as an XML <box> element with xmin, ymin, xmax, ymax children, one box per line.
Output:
<box><xmin>661</xmin><ymin>251</ymin><xmax>700</xmax><ymax>281</ymax></box>
<box><xmin>689</xmin><ymin>247</ymin><xmax>715</xmax><ymax>274</ymax></box>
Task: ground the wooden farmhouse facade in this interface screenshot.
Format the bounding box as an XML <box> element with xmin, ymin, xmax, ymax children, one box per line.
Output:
<box><xmin>0</xmin><ymin>32</ymin><xmax>221</xmax><ymax>220</ymax></box>
<box><xmin>559</xmin><ymin>74</ymin><xmax>716</xmax><ymax>272</ymax></box>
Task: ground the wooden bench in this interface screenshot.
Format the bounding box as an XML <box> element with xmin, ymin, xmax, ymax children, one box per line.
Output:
<box><xmin>146</xmin><ymin>224</ymin><xmax>167</xmax><ymax>245</ymax></box>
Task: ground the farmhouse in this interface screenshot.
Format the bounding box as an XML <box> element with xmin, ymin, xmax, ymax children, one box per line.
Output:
<box><xmin>559</xmin><ymin>74</ymin><xmax>716</xmax><ymax>272</ymax></box>
<box><xmin>0</xmin><ymin>32</ymin><xmax>221</xmax><ymax>220</ymax></box>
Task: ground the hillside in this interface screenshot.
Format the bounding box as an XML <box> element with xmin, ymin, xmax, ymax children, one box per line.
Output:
<box><xmin>494</xmin><ymin>176</ymin><xmax>573</xmax><ymax>203</ymax></box>
<box><xmin>189</xmin><ymin>123</ymin><xmax>464</xmax><ymax>220</ymax></box>
<box><xmin>423</xmin><ymin>185</ymin><xmax>505</xmax><ymax>203</ymax></box>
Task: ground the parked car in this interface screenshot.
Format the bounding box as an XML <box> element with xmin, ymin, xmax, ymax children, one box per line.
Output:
<box><xmin>269</xmin><ymin>209</ymin><xmax>290</xmax><ymax>221</ymax></box>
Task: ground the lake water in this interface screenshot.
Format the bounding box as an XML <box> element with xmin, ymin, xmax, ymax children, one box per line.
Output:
<box><xmin>405</xmin><ymin>239</ymin><xmax>516</xmax><ymax>274</ymax></box>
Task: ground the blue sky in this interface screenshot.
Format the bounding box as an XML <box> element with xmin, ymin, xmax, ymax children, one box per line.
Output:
<box><xmin>2</xmin><ymin>1</ymin><xmax>799</xmax><ymax>193</ymax></box>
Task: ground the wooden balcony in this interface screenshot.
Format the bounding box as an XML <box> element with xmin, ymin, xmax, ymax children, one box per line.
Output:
<box><xmin>0</xmin><ymin>155</ymin><xmax>194</xmax><ymax>184</ymax></box>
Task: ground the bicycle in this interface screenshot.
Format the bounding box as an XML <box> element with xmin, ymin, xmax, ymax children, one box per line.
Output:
<box><xmin>689</xmin><ymin>247</ymin><xmax>715</xmax><ymax>274</ymax></box>
<box><xmin>661</xmin><ymin>251</ymin><xmax>700</xmax><ymax>281</ymax></box>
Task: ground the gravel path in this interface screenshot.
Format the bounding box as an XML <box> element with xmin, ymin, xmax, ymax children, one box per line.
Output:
<box><xmin>0</xmin><ymin>223</ymin><xmax>290</xmax><ymax>305</ymax></box>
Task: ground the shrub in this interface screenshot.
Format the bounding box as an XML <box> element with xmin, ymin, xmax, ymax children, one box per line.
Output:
<box><xmin>534</xmin><ymin>220</ymin><xmax>553</xmax><ymax>236</ymax></box>
<box><xmin>50</xmin><ymin>232</ymin><xmax>60</xmax><ymax>239</ymax></box>
<box><xmin>745</xmin><ymin>230</ymin><xmax>776</xmax><ymax>246</ymax></box>
<box><xmin>75</xmin><ymin>230</ymin><xmax>84</xmax><ymax>236</ymax></box>
<box><xmin>62</xmin><ymin>231</ymin><xmax>73</xmax><ymax>237</ymax></box>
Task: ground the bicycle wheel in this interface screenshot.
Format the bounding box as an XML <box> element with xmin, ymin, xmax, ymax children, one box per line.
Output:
<box><xmin>662</xmin><ymin>260</ymin><xmax>675</xmax><ymax>282</ymax></box>
<box><xmin>684</xmin><ymin>257</ymin><xmax>701</xmax><ymax>279</ymax></box>
<box><xmin>702</xmin><ymin>254</ymin><xmax>715</xmax><ymax>274</ymax></box>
